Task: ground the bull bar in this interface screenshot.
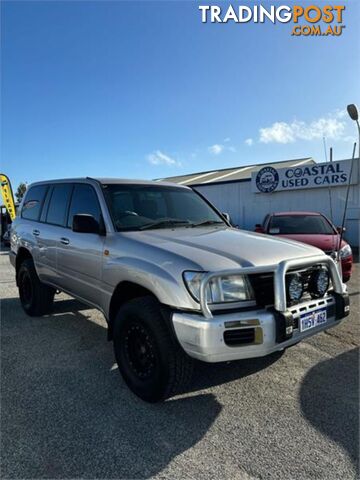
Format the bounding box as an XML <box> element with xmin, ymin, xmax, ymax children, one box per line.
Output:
<box><xmin>199</xmin><ymin>254</ymin><xmax>345</xmax><ymax>319</ymax></box>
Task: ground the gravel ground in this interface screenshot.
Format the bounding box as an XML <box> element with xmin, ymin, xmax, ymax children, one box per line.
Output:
<box><xmin>0</xmin><ymin>248</ymin><xmax>359</xmax><ymax>480</ymax></box>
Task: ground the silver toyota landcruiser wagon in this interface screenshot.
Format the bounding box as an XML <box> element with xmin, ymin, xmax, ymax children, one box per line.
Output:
<box><xmin>10</xmin><ymin>178</ymin><xmax>350</xmax><ymax>402</ymax></box>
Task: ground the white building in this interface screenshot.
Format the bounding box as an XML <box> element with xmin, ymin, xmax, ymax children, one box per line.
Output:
<box><xmin>161</xmin><ymin>157</ymin><xmax>360</xmax><ymax>249</ymax></box>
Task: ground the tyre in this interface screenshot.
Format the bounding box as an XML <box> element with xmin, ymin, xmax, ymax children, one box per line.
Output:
<box><xmin>18</xmin><ymin>258</ymin><xmax>55</xmax><ymax>316</ymax></box>
<box><xmin>113</xmin><ymin>296</ymin><xmax>193</xmax><ymax>402</ymax></box>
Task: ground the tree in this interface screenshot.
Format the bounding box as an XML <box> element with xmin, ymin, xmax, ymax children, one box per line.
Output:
<box><xmin>15</xmin><ymin>182</ymin><xmax>27</xmax><ymax>203</ymax></box>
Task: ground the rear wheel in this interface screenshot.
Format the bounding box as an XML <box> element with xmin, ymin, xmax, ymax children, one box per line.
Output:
<box><xmin>18</xmin><ymin>259</ymin><xmax>55</xmax><ymax>316</ymax></box>
<box><xmin>113</xmin><ymin>296</ymin><xmax>193</xmax><ymax>402</ymax></box>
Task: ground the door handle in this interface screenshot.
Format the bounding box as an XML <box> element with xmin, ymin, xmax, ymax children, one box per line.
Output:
<box><xmin>60</xmin><ymin>237</ymin><xmax>70</xmax><ymax>245</ymax></box>
<box><xmin>33</xmin><ymin>229</ymin><xmax>40</xmax><ymax>236</ymax></box>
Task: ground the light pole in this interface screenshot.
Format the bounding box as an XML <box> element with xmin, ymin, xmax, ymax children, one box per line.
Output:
<box><xmin>340</xmin><ymin>103</ymin><xmax>360</xmax><ymax>255</ymax></box>
<box><xmin>347</xmin><ymin>104</ymin><xmax>360</xmax><ymax>159</ymax></box>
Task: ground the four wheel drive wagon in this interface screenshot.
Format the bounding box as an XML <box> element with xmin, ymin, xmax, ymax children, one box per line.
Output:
<box><xmin>9</xmin><ymin>178</ymin><xmax>350</xmax><ymax>402</ymax></box>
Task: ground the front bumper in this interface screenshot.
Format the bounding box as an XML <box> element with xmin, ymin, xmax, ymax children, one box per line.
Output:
<box><xmin>172</xmin><ymin>292</ymin><xmax>349</xmax><ymax>363</ymax></box>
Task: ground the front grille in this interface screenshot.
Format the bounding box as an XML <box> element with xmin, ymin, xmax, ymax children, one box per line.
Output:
<box><xmin>249</xmin><ymin>273</ymin><xmax>274</xmax><ymax>307</ymax></box>
<box><xmin>249</xmin><ymin>265</ymin><xmax>329</xmax><ymax>308</ymax></box>
<box><xmin>224</xmin><ymin>328</ymin><xmax>255</xmax><ymax>346</ymax></box>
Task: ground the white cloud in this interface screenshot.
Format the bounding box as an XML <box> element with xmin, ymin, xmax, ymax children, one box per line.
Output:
<box><xmin>147</xmin><ymin>150</ymin><xmax>181</xmax><ymax>166</ymax></box>
<box><xmin>259</xmin><ymin>113</ymin><xmax>346</xmax><ymax>144</ymax></box>
<box><xmin>208</xmin><ymin>142</ymin><xmax>237</xmax><ymax>155</ymax></box>
<box><xmin>245</xmin><ymin>138</ymin><xmax>254</xmax><ymax>146</ymax></box>
<box><xmin>334</xmin><ymin>108</ymin><xmax>347</xmax><ymax>119</ymax></box>
<box><xmin>224</xmin><ymin>137</ymin><xmax>231</xmax><ymax>142</ymax></box>
<box><xmin>259</xmin><ymin>122</ymin><xmax>295</xmax><ymax>144</ymax></box>
<box><xmin>208</xmin><ymin>144</ymin><xmax>224</xmax><ymax>155</ymax></box>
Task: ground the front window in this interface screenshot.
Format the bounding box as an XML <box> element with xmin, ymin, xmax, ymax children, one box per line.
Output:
<box><xmin>102</xmin><ymin>184</ymin><xmax>225</xmax><ymax>231</ymax></box>
<box><xmin>67</xmin><ymin>184</ymin><xmax>101</xmax><ymax>228</ymax></box>
<box><xmin>268</xmin><ymin>215</ymin><xmax>335</xmax><ymax>235</ymax></box>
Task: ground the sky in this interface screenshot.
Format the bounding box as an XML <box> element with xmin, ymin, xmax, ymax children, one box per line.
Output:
<box><xmin>1</xmin><ymin>0</ymin><xmax>360</xmax><ymax>191</ymax></box>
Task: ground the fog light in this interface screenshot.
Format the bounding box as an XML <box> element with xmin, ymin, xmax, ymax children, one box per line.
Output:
<box><xmin>309</xmin><ymin>268</ymin><xmax>329</xmax><ymax>298</ymax></box>
<box><xmin>287</xmin><ymin>273</ymin><xmax>303</xmax><ymax>302</ymax></box>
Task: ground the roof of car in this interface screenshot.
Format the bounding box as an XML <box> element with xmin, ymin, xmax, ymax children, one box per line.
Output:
<box><xmin>28</xmin><ymin>177</ymin><xmax>189</xmax><ymax>189</ymax></box>
<box><xmin>95</xmin><ymin>178</ymin><xmax>189</xmax><ymax>188</ymax></box>
<box><xmin>272</xmin><ymin>211</ymin><xmax>321</xmax><ymax>216</ymax></box>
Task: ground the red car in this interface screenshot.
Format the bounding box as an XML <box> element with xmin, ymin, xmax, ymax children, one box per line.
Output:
<box><xmin>255</xmin><ymin>211</ymin><xmax>353</xmax><ymax>282</ymax></box>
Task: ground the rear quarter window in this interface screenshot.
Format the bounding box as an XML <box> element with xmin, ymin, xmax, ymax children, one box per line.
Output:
<box><xmin>21</xmin><ymin>185</ymin><xmax>48</xmax><ymax>221</ymax></box>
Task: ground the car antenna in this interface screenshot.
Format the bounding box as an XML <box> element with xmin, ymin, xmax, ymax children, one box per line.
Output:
<box><xmin>329</xmin><ymin>147</ymin><xmax>336</xmax><ymax>258</ymax></box>
<box><xmin>323</xmin><ymin>137</ymin><xmax>335</xmax><ymax>256</ymax></box>
<box><xmin>338</xmin><ymin>141</ymin><xmax>357</xmax><ymax>263</ymax></box>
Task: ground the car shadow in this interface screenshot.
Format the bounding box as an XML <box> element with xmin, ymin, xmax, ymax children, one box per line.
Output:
<box><xmin>0</xmin><ymin>295</ymin><xmax>286</xmax><ymax>479</ymax></box>
<box><xmin>300</xmin><ymin>347</ymin><xmax>359</xmax><ymax>474</ymax></box>
<box><xmin>52</xmin><ymin>297</ymin><xmax>93</xmax><ymax>315</ymax></box>
<box><xmin>1</xmin><ymin>296</ymin><xmax>223</xmax><ymax>479</ymax></box>
<box><xmin>189</xmin><ymin>351</ymin><xmax>283</xmax><ymax>392</ymax></box>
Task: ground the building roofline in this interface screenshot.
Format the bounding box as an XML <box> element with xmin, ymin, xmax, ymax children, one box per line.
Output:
<box><xmin>157</xmin><ymin>157</ymin><xmax>314</xmax><ymax>182</ymax></box>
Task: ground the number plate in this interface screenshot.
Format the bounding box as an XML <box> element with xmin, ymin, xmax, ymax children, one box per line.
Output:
<box><xmin>300</xmin><ymin>308</ymin><xmax>327</xmax><ymax>332</ymax></box>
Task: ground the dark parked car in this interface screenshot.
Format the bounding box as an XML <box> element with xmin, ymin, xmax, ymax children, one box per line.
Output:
<box><xmin>255</xmin><ymin>211</ymin><xmax>353</xmax><ymax>282</ymax></box>
<box><xmin>2</xmin><ymin>225</ymin><xmax>11</xmax><ymax>247</ymax></box>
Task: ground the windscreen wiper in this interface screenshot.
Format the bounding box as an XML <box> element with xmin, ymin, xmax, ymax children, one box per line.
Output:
<box><xmin>139</xmin><ymin>219</ymin><xmax>190</xmax><ymax>231</ymax></box>
<box><xmin>189</xmin><ymin>220</ymin><xmax>225</xmax><ymax>228</ymax></box>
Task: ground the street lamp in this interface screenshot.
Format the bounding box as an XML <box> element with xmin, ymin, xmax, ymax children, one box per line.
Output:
<box><xmin>338</xmin><ymin>104</ymin><xmax>360</xmax><ymax>266</ymax></box>
<box><xmin>346</xmin><ymin>104</ymin><xmax>360</xmax><ymax>158</ymax></box>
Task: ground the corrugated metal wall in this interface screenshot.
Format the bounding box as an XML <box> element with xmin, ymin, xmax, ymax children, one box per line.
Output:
<box><xmin>195</xmin><ymin>161</ymin><xmax>360</xmax><ymax>248</ymax></box>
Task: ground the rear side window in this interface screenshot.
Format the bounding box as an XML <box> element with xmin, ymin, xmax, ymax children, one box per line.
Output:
<box><xmin>46</xmin><ymin>184</ymin><xmax>72</xmax><ymax>226</ymax></box>
<box><xmin>67</xmin><ymin>184</ymin><xmax>101</xmax><ymax>228</ymax></box>
<box><xmin>21</xmin><ymin>185</ymin><xmax>48</xmax><ymax>221</ymax></box>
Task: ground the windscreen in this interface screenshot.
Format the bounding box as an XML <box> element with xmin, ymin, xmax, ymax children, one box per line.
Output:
<box><xmin>102</xmin><ymin>184</ymin><xmax>225</xmax><ymax>231</ymax></box>
<box><xmin>268</xmin><ymin>215</ymin><xmax>335</xmax><ymax>235</ymax></box>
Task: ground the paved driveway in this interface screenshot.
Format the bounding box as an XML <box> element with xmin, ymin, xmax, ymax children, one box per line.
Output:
<box><xmin>1</xmin><ymin>248</ymin><xmax>359</xmax><ymax>479</ymax></box>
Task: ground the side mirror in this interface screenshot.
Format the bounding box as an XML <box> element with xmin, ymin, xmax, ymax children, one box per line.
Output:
<box><xmin>255</xmin><ymin>224</ymin><xmax>265</xmax><ymax>233</ymax></box>
<box><xmin>337</xmin><ymin>226</ymin><xmax>346</xmax><ymax>234</ymax></box>
<box><xmin>222</xmin><ymin>212</ymin><xmax>231</xmax><ymax>224</ymax></box>
<box><xmin>72</xmin><ymin>214</ymin><xmax>100</xmax><ymax>234</ymax></box>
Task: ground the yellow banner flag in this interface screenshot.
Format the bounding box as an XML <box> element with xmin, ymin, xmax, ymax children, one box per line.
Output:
<box><xmin>0</xmin><ymin>174</ymin><xmax>16</xmax><ymax>221</ymax></box>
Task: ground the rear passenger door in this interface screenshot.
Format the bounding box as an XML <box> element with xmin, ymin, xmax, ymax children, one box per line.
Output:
<box><xmin>56</xmin><ymin>183</ymin><xmax>105</xmax><ymax>306</ymax></box>
<box><xmin>38</xmin><ymin>183</ymin><xmax>73</xmax><ymax>285</ymax></box>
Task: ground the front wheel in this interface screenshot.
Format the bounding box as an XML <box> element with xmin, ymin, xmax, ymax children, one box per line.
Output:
<box><xmin>113</xmin><ymin>296</ymin><xmax>193</xmax><ymax>402</ymax></box>
<box><xmin>18</xmin><ymin>259</ymin><xmax>55</xmax><ymax>316</ymax></box>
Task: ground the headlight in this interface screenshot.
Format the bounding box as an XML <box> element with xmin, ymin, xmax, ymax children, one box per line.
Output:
<box><xmin>287</xmin><ymin>273</ymin><xmax>303</xmax><ymax>302</ymax></box>
<box><xmin>183</xmin><ymin>271</ymin><xmax>254</xmax><ymax>304</ymax></box>
<box><xmin>339</xmin><ymin>244</ymin><xmax>352</xmax><ymax>259</ymax></box>
<box><xmin>309</xmin><ymin>268</ymin><xmax>329</xmax><ymax>298</ymax></box>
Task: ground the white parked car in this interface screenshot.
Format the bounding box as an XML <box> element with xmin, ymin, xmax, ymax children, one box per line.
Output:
<box><xmin>10</xmin><ymin>178</ymin><xmax>350</xmax><ymax>402</ymax></box>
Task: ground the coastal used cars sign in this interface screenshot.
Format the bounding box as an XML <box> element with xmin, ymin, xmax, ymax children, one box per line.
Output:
<box><xmin>251</xmin><ymin>159</ymin><xmax>355</xmax><ymax>193</ymax></box>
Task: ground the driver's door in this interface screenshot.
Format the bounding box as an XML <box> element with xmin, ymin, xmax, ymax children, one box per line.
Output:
<box><xmin>56</xmin><ymin>183</ymin><xmax>105</xmax><ymax>306</ymax></box>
